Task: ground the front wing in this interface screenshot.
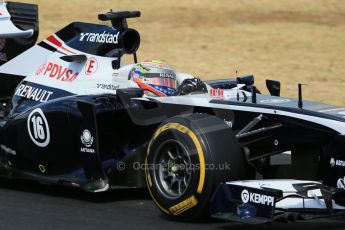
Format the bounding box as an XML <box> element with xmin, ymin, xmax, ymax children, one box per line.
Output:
<box><xmin>210</xmin><ymin>180</ymin><xmax>345</xmax><ymax>224</ymax></box>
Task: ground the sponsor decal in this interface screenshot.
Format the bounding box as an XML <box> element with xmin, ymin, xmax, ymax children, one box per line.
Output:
<box><xmin>209</xmin><ymin>88</ymin><xmax>244</xmax><ymax>99</ymax></box>
<box><xmin>35</xmin><ymin>61</ymin><xmax>79</xmax><ymax>83</ymax></box>
<box><xmin>330</xmin><ymin>157</ymin><xmax>345</xmax><ymax>167</ymax></box>
<box><xmin>159</xmin><ymin>73</ymin><xmax>175</xmax><ymax>78</ymax></box>
<box><xmin>336</xmin><ymin>159</ymin><xmax>345</xmax><ymax>167</ymax></box>
<box><xmin>210</xmin><ymin>89</ymin><xmax>225</xmax><ymax>98</ymax></box>
<box><xmin>337</xmin><ymin>177</ymin><xmax>345</xmax><ymax>189</ymax></box>
<box><xmin>27</xmin><ymin>108</ymin><xmax>50</xmax><ymax>147</ymax></box>
<box><xmin>241</xmin><ymin>189</ymin><xmax>250</xmax><ymax>203</ymax></box>
<box><xmin>15</xmin><ymin>84</ymin><xmax>53</xmax><ymax>102</ymax></box>
<box><xmin>0</xmin><ymin>145</ymin><xmax>16</xmax><ymax>155</ymax></box>
<box><xmin>0</xmin><ymin>39</ymin><xmax>5</xmax><ymax>51</ymax></box>
<box><xmin>80</xmin><ymin>129</ymin><xmax>95</xmax><ymax>153</ymax></box>
<box><xmin>35</xmin><ymin>61</ymin><xmax>48</xmax><ymax>75</ymax></box>
<box><xmin>0</xmin><ymin>52</ymin><xmax>7</xmax><ymax>62</ymax></box>
<box><xmin>260</xmin><ymin>99</ymin><xmax>290</xmax><ymax>104</ymax></box>
<box><xmin>168</xmin><ymin>195</ymin><xmax>198</xmax><ymax>215</ymax></box>
<box><xmin>85</xmin><ymin>57</ymin><xmax>98</xmax><ymax>75</ymax></box>
<box><xmin>241</xmin><ymin>189</ymin><xmax>274</xmax><ymax>206</ymax></box>
<box><xmin>81</xmin><ymin>129</ymin><xmax>93</xmax><ymax>147</ymax></box>
<box><xmin>96</xmin><ymin>83</ymin><xmax>119</xmax><ymax>91</ymax></box>
<box><xmin>79</xmin><ymin>31</ymin><xmax>119</xmax><ymax>44</ymax></box>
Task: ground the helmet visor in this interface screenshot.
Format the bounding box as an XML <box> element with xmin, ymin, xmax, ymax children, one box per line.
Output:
<box><xmin>144</xmin><ymin>77</ymin><xmax>177</xmax><ymax>89</ymax></box>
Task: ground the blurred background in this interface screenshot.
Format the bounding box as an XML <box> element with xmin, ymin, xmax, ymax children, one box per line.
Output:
<box><xmin>20</xmin><ymin>0</ymin><xmax>345</xmax><ymax>105</ymax></box>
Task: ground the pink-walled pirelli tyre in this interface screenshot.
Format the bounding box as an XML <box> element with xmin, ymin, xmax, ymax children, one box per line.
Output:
<box><xmin>145</xmin><ymin>114</ymin><xmax>245</xmax><ymax>221</ymax></box>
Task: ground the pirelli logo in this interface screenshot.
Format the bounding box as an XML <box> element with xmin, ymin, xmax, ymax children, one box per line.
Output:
<box><xmin>169</xmin><ymin>196</ymin><xmax>198</xmax><ymax>215</ymax></box>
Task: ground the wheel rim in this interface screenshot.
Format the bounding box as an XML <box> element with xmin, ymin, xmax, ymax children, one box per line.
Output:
<box><xmin>153</xmin><ymin>140</ymin><xmax>192</xmax><ymax>199</ymax></box>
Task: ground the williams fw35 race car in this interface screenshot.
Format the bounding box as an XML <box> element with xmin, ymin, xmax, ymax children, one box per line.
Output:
<box><xmin>0</xmin><ymin>1</ymin><xmax>345</xmax><ymax>225</ymax></box>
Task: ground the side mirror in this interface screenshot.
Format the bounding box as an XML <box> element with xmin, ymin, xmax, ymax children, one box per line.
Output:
<box><xmin>266</xmin><ymin>80</ymin><xmax>281</xmax><ymax>96</ymax></box>
<box><xmin>237</xmin><ymin>75</ymin><xmax>254</xmax><ymax>86</ymax></box>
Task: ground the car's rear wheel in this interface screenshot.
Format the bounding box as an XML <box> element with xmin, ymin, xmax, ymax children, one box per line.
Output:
<box><xmin>145</xmin><ymin>114</ymin><xmax>245</xmax><ymax>221</ymax></box>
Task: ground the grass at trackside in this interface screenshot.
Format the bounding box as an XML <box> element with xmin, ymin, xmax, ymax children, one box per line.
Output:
<box><xmin>21</xmin><ymin>0</ymin><xmax>345</xmax><ymax>105</ymax></box>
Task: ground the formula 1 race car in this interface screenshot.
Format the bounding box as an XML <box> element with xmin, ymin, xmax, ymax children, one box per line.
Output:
<box><xmin>0</xmin><ymin>1</ymin><xmax>345</xmax><ymax>224</ymax></box>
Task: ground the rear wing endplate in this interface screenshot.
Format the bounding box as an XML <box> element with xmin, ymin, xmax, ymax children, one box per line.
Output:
<box><xmin>0</xmin><ymin>2</ymin><xmax>35</xmax><ymax>38</ymax></box>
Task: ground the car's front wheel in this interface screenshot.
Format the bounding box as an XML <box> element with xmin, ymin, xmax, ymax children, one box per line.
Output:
<box><xmin>145</xmin><ymin>114</ymin><xmax>245</xmax><ymax>221</ymax></box>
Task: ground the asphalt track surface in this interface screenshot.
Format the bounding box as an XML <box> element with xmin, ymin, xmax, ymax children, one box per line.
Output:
<box><xmin>0</xmin><ymin>178</ymin><xmax>344</xmax><ymax>230</ymax></box>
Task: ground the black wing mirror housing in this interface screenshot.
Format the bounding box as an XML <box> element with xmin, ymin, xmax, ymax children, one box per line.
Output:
<box><xmin>266</xmin><ymin>80</ymin><xmax>281</xmax><ymax>96</ymax></box>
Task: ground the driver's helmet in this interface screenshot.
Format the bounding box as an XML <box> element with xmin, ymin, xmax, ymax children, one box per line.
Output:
<box><xmin>130</xmin><ymin>60</ymin><xmax>177</xmax><ymax>97</ymax></box>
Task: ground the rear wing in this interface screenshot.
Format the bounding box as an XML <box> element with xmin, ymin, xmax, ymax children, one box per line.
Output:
<box><xmin>0</xmin><ymin>2</ymin><xmax>37</xmax><ymax>38</ymax></box>
<box><xmin>0</xmin><ymin>1</ymin><xmax>39</xmax><ymax>98</ymax></box>
<box><xmin>0</xmin><ymin>1</ymin><xmax>39</xmax><ymax>65</ymax></box>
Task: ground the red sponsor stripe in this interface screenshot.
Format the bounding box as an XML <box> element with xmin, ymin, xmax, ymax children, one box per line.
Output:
<box><xmin>47</xmin><ymin>35</ymin><xmax>62</xmax><ymax>47</ymax></box>
<box><xmin>60</xmin><ymin>45</ymin><xmax>76</xmax><ymax>55</ymax></box>
<box><xmin>47</xmin><ymin>35</ymin><xmax>76</xmax><ymax>55</ymax></box>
